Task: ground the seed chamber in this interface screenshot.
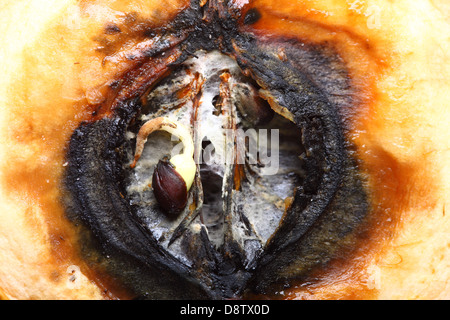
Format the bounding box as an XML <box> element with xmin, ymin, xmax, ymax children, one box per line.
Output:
<box><xmin>124</xmin><ymin>50</ymin><xmax>305</xmax><ymax>266</ymax></box>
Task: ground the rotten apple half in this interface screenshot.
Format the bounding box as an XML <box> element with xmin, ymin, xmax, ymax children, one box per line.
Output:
<box><xmin>0</xmin><ymin>0</ymin><xmax>448</xmax><ymax>300</ymax></box>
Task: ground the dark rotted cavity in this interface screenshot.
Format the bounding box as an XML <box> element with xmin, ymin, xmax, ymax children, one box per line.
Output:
<box><xmin>152</xmin><ymin>159</ymin><xmax>188</xmax><ymax>218</ymax></box>
<box><xmin>63</xmin><ymin>0</ymin><xmax>369</xmax><ymax>299</ymax></box>
<box><xmin>243</xmin><ymin>8</ymin><xmax>262</xmax><ymax>25</ymax></box>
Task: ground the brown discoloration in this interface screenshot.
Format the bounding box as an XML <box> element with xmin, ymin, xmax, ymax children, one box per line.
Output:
<box><xmin>0</xmin><ymin>0</ymin><xmax>447</xmax><ymax>300</ymax></box>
